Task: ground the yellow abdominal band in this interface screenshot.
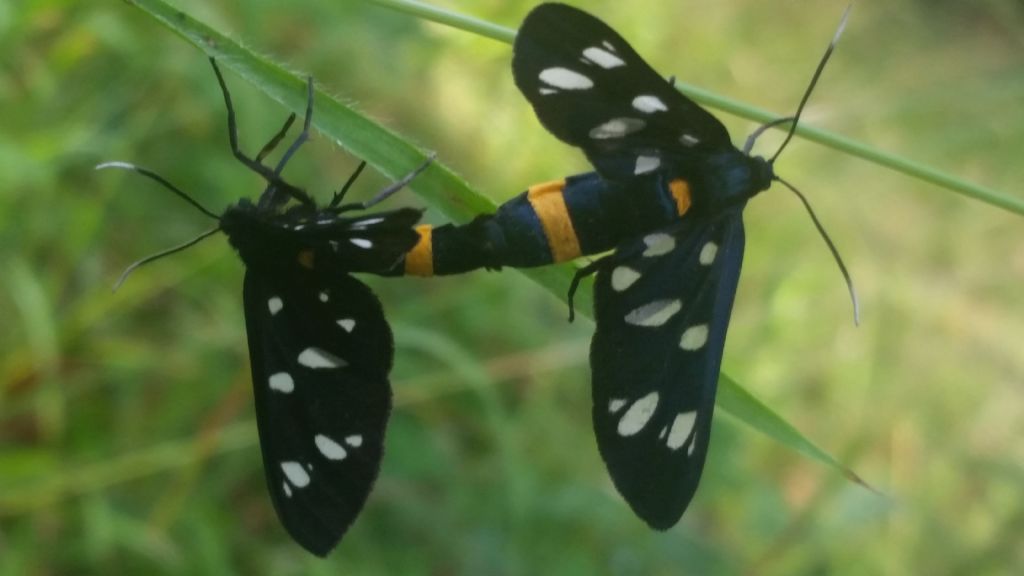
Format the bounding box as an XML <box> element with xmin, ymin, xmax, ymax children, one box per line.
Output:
<box><xmin>404</xmin><ymin>224</ymin><xmax>434</xmax><ymax>277</ymax></box>
<box><xmin>526</xmin><ymin>179</ymin><xmax>581</xmax><ymax>263</ymax></box>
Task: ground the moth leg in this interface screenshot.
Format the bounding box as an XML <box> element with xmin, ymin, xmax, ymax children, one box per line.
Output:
<box><xmin>256</xmin><ymin>113</ymin><xmax>297</xmax><ymax>163</ymax></box>
<box><xmin>567</xmin><ymin>258</ymin><xmax>604</xmax><ymax>323</ymax></box>
<box><xmin>209</xmin><ymin>58</ymin><xmax>315</xmax><ymax>208</ymax></box>
<box><xmin>329</xmin><ymin>161</ymin><xmax>368</xmax><ymax>208</ymax></box>
<box><xmin>210</xmin><ymin>58</ymin><xmax>280</xmax><ymax>182</ymax></box>
<box><xmin>331</xmin><ymin>153</ymin><xmax>435</xmax><ymax>213</ymax></box>
<box><xmin>271</xmin><ymin>75</ymin><xmax>314</xmax><ymax>178</ymax></box>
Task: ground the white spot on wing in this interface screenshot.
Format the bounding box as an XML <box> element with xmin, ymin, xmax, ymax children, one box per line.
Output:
<box><xmin>624</xmin><ymin>299</ymin><xmax>682</xmax><ymax>327</ymax></box>
<box><xmin>666</xmin><ymin>411</ymin><xmax>697</xmax><ymax>450</ymax></box>
<box><xmin>282</xmin><ymin>481</ymin><xmax>292</xmax><ymax>498</ymax></box>
<box><xmin>608</xmin><ymin>398</ymin><xmax>627</xmax><ymax>413</ymax></box>
<box><xmin>267</xmin><ymin>296</ymin><xmax>283</xmax><ymax>316</ymax></box>
<box><xmin>687</xmin><ymin>431</ymin><xmax>698</xmax><ymax>456</ymax></box>
<box><xmin>617</xmin><ymin>392</ymin><xmax>659</xmax><ymax>436</ymax></box>
<box><xmin>642</xmin><ymin>233</ymin><xmax>675</xmax><ymax>257</ymax></box>
<box><xmin>632</xmin><ymin>95</ymin><xmax>668</xmax><ymax>114</ymax></box>
<box><xmin>351</xmin><ymin>217</ymin><xmax>384</xmax><ymax>229</ymax></box>
<box><xmin>350</xmin><ymin>238</ymin><xmax>373</xmax><ymax>249</ymax></box>
<box><xmin>539</xmin><ymin>87</ymin><xmax>558</xmax><ymax>95</ymax></box>
<box><xmin>298</xmin><ymin>348</ymin><xmax>347</xmax><ymax>369</ymax></box>
<box><xmin>611</xmin><ymin>266</ymin><xmax>641</xmax><ymax>292</ymax></box>
<box><xmin>680</xmin><ymin>324</ymin><xmax>709</xmax><ymax>351</ymax></box>
<box><xmin>680</xmin><ymin>133</ymin><xmax>700</xmax><ymax>147</ymax></box>
<box><xmin>314</xmin><ymin>434</ymin><xmax>348</xmax><ymax>461</ymax></box>
<box><xmin>281</xmin><ymin>461</ymin><xmax>311</xmax><ymax>488</ymax></box>
<box><xmin>268</xmin><ymin>372</ymin><xmax>294</xmax><ymax>393</ymax></box>
<box><xmin>589</xmin><ymin>117</ymin><xmax>645</xmax><ymax>139</ymax></box>
<box><xmin>539</xmin><ymin>67</ymin><xmax>593</xmax><ymax>90</ymax></box>
<box><xmin>319</xmin><ymin>291</ymin><xmax>329</xmax><ymax>303</ymax></box>
<box><xmin>582</xmin><ymin>46</ymin><xmax>625</xmax><ymax>69</ymax></box>
<box><xmin>699</xmin><ymin>242</ymin><xmax>718</xmax><ymax>265</ymax></box>
<box><xmin>345</xmin><ymin>435</ymin><xmax>363</xmax><ymax>448</ymax></box>
<box><xmin>337</xmin><ymin>318</ymin><xmax>356</xmax><ymax>332</ymax></box>
<box><xmin>602</xmin><ymin>40</ymin><xmax>615</xmax><ymax>51</ymax></box>
<box><xmin>634</xmin><ymin>155</ymin><xmax>660</xmax><ymax>175</ymax></box>
<box><xmin>329</xmin><ymin>240</ymin><xmax>340</xmax><ymax>252</ymax></box>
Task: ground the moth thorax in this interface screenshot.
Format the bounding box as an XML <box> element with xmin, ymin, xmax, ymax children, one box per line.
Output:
<box><xmin>695</xmin><ymin>151</ymin><xmax>774</xmax><ymax>212</ymax></box>
<box><xmin>750</xmin><ymin>155</ymin><xmax>775</xmax><ymax>194</ymax></box>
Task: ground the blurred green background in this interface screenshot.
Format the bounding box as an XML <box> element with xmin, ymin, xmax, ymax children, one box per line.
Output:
<box><xmin>1</xmin><ymin>0</ymin><xmax>1022</xmax><ymax>574</ymax></box>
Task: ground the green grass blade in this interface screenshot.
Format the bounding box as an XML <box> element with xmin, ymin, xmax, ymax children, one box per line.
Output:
<box><xmin>718</xmin><ymin>374</ymin><xmax>876</xmax><ymax>491</ymax></box>
<box><xmin>367</xmin><ymin>0</ymin><xmax>1023</xmax><ymax>218</ymax></box>
<box><xmin>125</xmin><ymin>0</ymin><xmax>864</xmax><ymax>485</ymax></box>
<box><xmin>366</xmin><ymin>0</ymin><xmax>516</xmax><ymax>43</ymax></box>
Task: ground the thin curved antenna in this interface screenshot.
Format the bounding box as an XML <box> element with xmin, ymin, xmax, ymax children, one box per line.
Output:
<box><xmin>776</xmin><ymin>176</ymin><xmax>860</xmax><ymax>325</ymax></box>
<box><xmin>112</xmin><ymin>226</ymin><xmax>221</xmax><ymax>292</ymax></box>
<box><xmin>743</xmin><ymin>116</ymin><xmax>794</xmax><ymax>155</ymax></box>
<box><xmin>769</xmin><ymin>4</ymin><xmax>851</xmax><ymax>164</ymax></box>
<box><xmin>96</xmin><ymin>162</ymin><xmax>220</xmax><ymax>220</ymax></box>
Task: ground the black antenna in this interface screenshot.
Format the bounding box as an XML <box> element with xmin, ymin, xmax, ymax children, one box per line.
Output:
<box><xmin>95</xmin><ymin>161</ymin><xmax>222</xmax><ymax>291</ymax></box>
<box><xmin>776</xmin><ymin>176</ymin><xmax>860</xmax><ymax>325</ymax></box>
<box><xmin>769</xmin><ymin>4</ymin><xmax>851</xmax><ymax>163</ymax></box>
<box><xmin>95</xmin><ymin>162</ymin><xmax>220</xmax><ymax>220</ymax></box>
<box><xmin>742</xmin><ymin>116</ymin><xmax>793</xmax><ymax>155</ymax></box>
<box><xmin>111</xmin><ymin>226</ymin><xmax>221</xmax><ymax>292</ymax></box>
<box><xmin>742</xmin><ymin>5</ymin><xmax>858</xmax><ymax>324</ymax></box>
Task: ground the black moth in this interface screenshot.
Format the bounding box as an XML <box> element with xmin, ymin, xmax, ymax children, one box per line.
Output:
<box><xmin>509</xmin><ymin>3</ymin><xmax>853</xmax><ymax>528</ymax></box>
<box><xmin>99</xmin><ymin>59</ymin><xmax>432</xmax><ymax>556</ymax></box>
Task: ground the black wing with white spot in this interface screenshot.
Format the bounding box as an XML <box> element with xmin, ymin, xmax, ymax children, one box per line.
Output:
<box><xmin>299</xmin><ymin>209</ymin><xmax>423</xmax><ymax>274</ymax></box>
<box><xmin>512</xmin><ymin>3</ymin><xmax>733</xmax><ymax>180</ymax></box>
<box><xmin>242</xmin><ymin>266</ymin><xmax>393</xmax><ymax>556</ymax></box>
<box><xmin>590</xmin><ymin>208</ymin><xmax>745</xmax><ymax>528</ymax></box>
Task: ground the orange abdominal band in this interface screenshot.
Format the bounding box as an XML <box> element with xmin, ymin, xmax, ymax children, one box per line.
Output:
<box><xmin>404</xmin><ymin>224</ymin><xmax>434</xmax><ymax>277</ymax></box>
<box><xmin>669</xmin><ymin>178</ymin><xmax>692</xmax><ymax>216</ymax></box>
<box><xmin>526</xmin><ymin>179</ymin><xmax>581</xmax><ymax>263</ymax></box>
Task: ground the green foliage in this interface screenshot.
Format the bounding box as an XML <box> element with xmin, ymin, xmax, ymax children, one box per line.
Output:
<box><xmin>1</xmin><ymin>0</ymin><xmax>1021</xmax><ymax>574</ymax></box>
